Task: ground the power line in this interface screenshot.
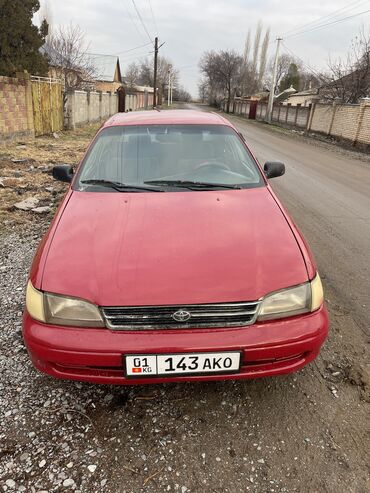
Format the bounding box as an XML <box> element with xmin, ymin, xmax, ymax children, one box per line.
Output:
<box><xmin>285</xmin><ymin>8</ymin><xmax>370</xmax><ymax>39</ymax></box>
<box><xmin>282</xmin><ymin>0</ymin><xmax>369</xmax><ymax>37</ymax></box>
<box><xmin>122</xmin><ymin>0</ymin><xmax>148</xmax><ymax>44</ymax></box>
<box><xmin>147</xmin><ymin>0</ymin><xmax>158</xmax><ymax>35</ymax></box>
<box><xmin>114</xmin><ymin>41</ymin><xmax>152</xmax><ymax>56</ymax></box>
<box><xmin>282</xmin><ymin>42</ymin><xmax>326</xmax><ymax>83</ymax></box>
<box><xmin>131</xmin><ymin>0</ymin><xmax>154</xmax><ymax>44</ymax></box>
<box><xmin>119</xmin><ymin>51</ymin><xmax>153</xmax><ymax>62</ymax></box>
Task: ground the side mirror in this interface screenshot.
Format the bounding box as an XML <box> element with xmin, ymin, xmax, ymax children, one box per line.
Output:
<box><xmin>264</xmin><ymin>161</ymin><xmax>285</xmax><ymax>179</ymax></box>
<box><xmin>52</xmin><ymin>165</ymin><xmax>74</xmax><ymax>183</ymax></box>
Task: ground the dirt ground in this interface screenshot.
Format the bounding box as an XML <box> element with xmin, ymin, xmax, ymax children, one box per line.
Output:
<box><xmin>0</xmin><ymin>116</ymin><xmax>369</xmax><ymax>493</ymax></box>
<box><xmin>0</xmin><ymin>124</ymin><xmax>100</xmax><ymax>230</ymax></box>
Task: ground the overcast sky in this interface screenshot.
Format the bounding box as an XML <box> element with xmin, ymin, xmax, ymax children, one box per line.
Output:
<box><xmin>37</xmin><ymin>0</ymin><xmax>369</xmax><ymax>96</ymax></box>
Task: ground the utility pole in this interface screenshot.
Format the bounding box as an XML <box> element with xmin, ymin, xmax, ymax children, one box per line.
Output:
<box><xmin>153</xmin><ymin>36</ymin><xmax>158</xmax><ymax>108</ymax></box>
<box><xmin>167</xmin><ymin>70</ymin><xmax>171</xmax><ymax>106</ymax></box>
<box><xmin>266</xmin><ymin>37</ymin><xmax>282</xmax><ymax>123</ymax></box>
<box><xmin>153</xmin><ymin>37</ymin><xmax>165</xmax><ymax>108</ymax></box>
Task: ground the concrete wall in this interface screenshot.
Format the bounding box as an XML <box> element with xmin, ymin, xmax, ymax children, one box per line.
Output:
<box><xmin>0</xmin><ymin>74</ymin><xmax>34</xmax><ymax>140</ymax></box>
<box><xmin>258</xmin><ymin>103</ymin><xmax>309</xmax><ymax>129</ymax></box>
<box><xmin>101</xmin><ymin>93</ymin><xmax>110</xmax><ymax>119</ymax></box>
<box><xmin>124</xmin><ymin>91</ymin><xmax>154</xmax><ymax>111</ymax></box>
<box><xmin>64</xmin><ymin>90</ymin><xmax>118</xmax><ymax>129</ymax></box>
<box><xmin>88</xmin><ymin>92</ymin><xmax>100</xmax><ymax>122</ymax></box>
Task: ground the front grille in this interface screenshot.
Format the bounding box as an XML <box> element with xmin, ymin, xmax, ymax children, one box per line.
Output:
<box><xmin>102</xmin><ymin>301</ymin><xmax>260</xmax><ymax>330</ymax></box>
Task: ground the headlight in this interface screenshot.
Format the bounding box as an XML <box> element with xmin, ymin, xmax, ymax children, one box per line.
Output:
<box><xmin>257</xmin><ymin>274</ymin><xmax>324</xmax><ymax>321</ymax></box>
<box><xmin>26</xmin><ymin>281</ymin><xmax>46</xmax><ymax>323</ymax></box>
<box><xmin>26</xmin><ymin>281</ymin><xmax>104</xmax><ymax>327</ymax></box>
<box><xmin>310</xmin><ymin>273</ymin><xmax>324</xmax><ymax>312</ymax></box>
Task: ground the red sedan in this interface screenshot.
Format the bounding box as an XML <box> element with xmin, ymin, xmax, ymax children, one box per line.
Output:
<box><xmin>23</xmin><ymin>110</ymin><xmax>328</xmax><ymax>385</ymax></box>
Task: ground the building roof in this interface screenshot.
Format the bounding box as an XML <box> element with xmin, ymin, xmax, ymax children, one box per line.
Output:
<box><xmin>275</xmin><ymin>85</ymin><xmax>297</xmax><ymax>102</ymax></box>
<box><xmin>104</xmin><ymin>110</ymin><xmax>233</xmax><ymax>128</ymax></box>
<box><xmin>41</xmin><ymin>45</ymin><xmax>122</xmax><ymax>84</ymax></box>
<box><xmin>287</xmin><ymin>88</ymin><xmax>319</xmax><ymax>97</ymax></box>
<box><xmin>249</xmin><ymin>91</ymin><xmax>269</xmax><ymax>101</ymax></box>
<box><xmin>133</xmin><ymin>84</ymin><xmax>154</xmax><ymax>93</ymax></box>
<box><xmin>41</xmin><ymin>43</ymin><xmax>69</xmax><ymax>68</ymax></box>
<box><xmin>88</xmin><ymin>54</ymin><xmax>121</xmax><ymax>82</ymax></box>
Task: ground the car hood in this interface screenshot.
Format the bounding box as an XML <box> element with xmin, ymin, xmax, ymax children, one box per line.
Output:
<box><xmin>42</xmin><ymin>188</ymin><xmax>308</xmax><ymax>305</ymax></box>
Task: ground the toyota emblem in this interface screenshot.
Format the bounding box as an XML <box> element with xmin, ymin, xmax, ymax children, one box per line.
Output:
<box><xmin>172</xmin><ymin>309</ymin><xmax>191</xmax><ymax>322</ymax></box>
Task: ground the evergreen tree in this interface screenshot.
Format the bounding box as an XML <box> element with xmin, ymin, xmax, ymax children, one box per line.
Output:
<box><xmin>0</xmin><ymin>0</ymin><xmax>49</xmax><ymax>76</ymax></box>
<box><xmin>279</xmin><ymin>63</ymin><xmax>300</xmax><ymax>92</ymax></box>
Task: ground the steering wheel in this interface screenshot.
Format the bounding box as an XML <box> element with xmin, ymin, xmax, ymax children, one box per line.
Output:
<box><xmin>194</xmin><ymin>161</ymin><xmax>231</xmax><ymax>171</ymax></box>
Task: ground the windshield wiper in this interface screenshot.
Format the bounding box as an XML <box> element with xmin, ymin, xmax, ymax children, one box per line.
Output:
<box><xmin>144</xmin><ymin>180</ymin><xmax>241</xmax><ymax>190</ymax></box>
<box><xmin>81</xmin><ymin>179</ymin><xmax>163</xmax><ymax>192</ymax></box>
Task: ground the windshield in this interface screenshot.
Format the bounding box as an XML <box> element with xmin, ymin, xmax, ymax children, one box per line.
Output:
<box><xmin>75</xmin><ymin>124</ymin><xmax>264</xmax><ymax>191</ymax></box>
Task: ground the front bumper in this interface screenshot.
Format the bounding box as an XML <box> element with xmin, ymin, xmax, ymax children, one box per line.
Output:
<box><xmin>22</xmin><ymin>306</ymin><xmax>329</xmax><ymax>385</ymax></box>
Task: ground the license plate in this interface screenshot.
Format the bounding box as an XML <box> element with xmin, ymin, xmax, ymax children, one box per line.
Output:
<box><xmin>125</xmin><ymin>352</ymin><xmax>241</xmax><ymax>377</ymax></box>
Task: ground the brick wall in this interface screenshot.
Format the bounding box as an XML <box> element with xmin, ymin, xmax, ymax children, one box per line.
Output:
<box><xmin>309</xmin><ymin>100</ymin><xmax>370</xmax><ymax>148</ymax></box>
<box><xmin>357</xmin><ymin>105</ymin><xmax>370</xmax><ymax>144</ymax></box>
<box><xmin>222</xmin><ymin>97</ymin><xmax>370</xmax><ymax>149</ymax></box>
<box><xmin>330</xmin><ymin>105</ymin><xmax>359</xmax><ymax>142</ymax></box>
<box><xmin>0</xmin><ymin>75</ymin><xmax>34</xmax><ymax>140</ymax></box>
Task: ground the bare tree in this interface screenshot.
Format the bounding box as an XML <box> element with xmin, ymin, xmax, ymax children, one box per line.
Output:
<box><xmin>137</xmin><ymin>59</ymin><xmax>152</xmax><ymax>86</ymax></box>
<box><xmin>135</xmin><ymin>56</ymin><xmax>179</xmax><ymax>99</ymax></box>
<box><xmin>265</xmin><ymin>53</ymin><xmax>297</xmax><ymax>93</ymax></box>
<box><xmin>44</xmin><ymin>24</ymin><xmax>95</xmax><ymax>90</ymax></box>
<box><xmin>158</xmin><ymin>56</ymin><xmax>179</xmax><ymax>98</ymax></box>
<box><xmin>199</xmin><ymin>50</ymin><xmax>243</xmax><ymax>112</ymax></box>
<box><xmin>320</xmin><ymin>29</ymin><xmax>370</xmax><ymax>103</ymax></box>
<box><xmin>173</xmin><ymin>87</ymin><xmax>192</xmax><ymax>102</ymax></box>
<box><xmin>198</xmin><ymin>78</ymin><xmax>209</xmax><ymax>103</ymax></box>
<box><xmin>124</xmin><ymin>62</ymin><xmax>140</xmax><ymax>87</ymax></box>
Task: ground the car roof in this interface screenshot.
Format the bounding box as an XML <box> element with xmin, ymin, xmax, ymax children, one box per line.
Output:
<box><xmin>103</xmin><ymin>109</ymin><xmax>235</xmax><ymax>129</ymax></box>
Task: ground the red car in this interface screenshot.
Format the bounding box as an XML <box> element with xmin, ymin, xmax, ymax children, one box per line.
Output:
<box><xmin>23</xmin><ymin>110</ymin><xmax>328</xmax><ymax>385</ymax></box>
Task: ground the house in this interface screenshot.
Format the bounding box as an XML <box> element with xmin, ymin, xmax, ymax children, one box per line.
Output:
<box><xmin>275</xmin><ymin>85</ymin><xmax>297</xmax><ymax>103</ymax></box>
<box><xmin>318</xmin><ymin>66</ymin><xmax>370</xmax><ymax>103</ymax></box>
<box><xmin>41</xmin><ymin>43</ymin><xmax>92</xmax><ymax>88</ymax></box>
<box><xmin>248</xmin><ymin>90</ymin><xmax>269</xmax><ymax>101</ymax></box>
<box><xmin>282</xmin><ymin>88</ymin><xmax>320</xmax><ymax>107</ymax></box>
<box><xmin>41</xmin><ymin>45</ymin><xmax>123</xmax><ymax>92</ymax></box>
<box><xmin>89</xmin><ymin>54</ymin><xmax>122</xmax><ymax>92</ymax></box>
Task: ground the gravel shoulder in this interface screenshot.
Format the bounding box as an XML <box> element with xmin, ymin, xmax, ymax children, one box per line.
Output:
<box><xmin>0</xmin><ymin>120</ymin><xmax>369</xmax><ymax>493</ymax></box>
